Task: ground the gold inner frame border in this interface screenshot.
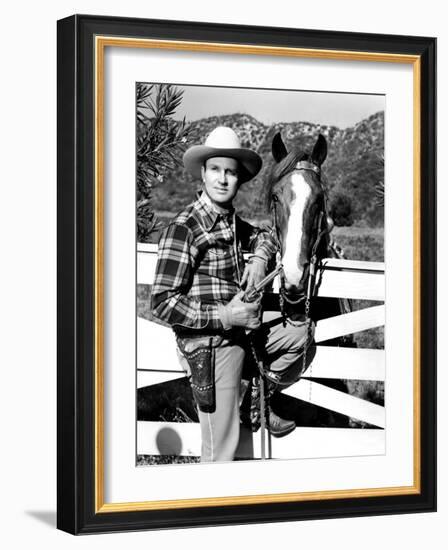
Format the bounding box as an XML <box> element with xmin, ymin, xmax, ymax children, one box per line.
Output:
<box><xmin>94</xmin><ymin>35</ymin><xmax>421</xmax><ymax>513</ymax></box>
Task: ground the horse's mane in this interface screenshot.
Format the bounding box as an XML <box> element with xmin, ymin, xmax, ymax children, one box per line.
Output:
<box><xmin>265</xmin><ymin>150</ymin><xmax>308</xmax><ymax>210</ymax></box>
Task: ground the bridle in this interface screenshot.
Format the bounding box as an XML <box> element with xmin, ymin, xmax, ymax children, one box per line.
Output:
<box><xmin>242</xmin><ymin>152</ymin><xmax>336</xmax><ymax>453</ymax></box>
<box><xmin>263</xmin><ymin>159</ymin><xmax>331</xmax><ymax>388</ymax></box>
<box><xmin>245</xmin><ymin>158</ymin><xmax>330</xmax><ymax>450</ymax></box>
<box><xmin>270</xmin><ymin>160</ymin><xmax>329</xmax><ymax>321</ymax></box>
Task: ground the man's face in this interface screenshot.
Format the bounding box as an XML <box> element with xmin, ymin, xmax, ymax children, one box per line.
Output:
<box><xmin>201</xmin><ymin>157</ymin><xmax>240</xmax><ymax>207</ymax></box>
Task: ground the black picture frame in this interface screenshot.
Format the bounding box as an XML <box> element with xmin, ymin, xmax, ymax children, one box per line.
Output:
<box><xmin>57</xmin><ymin>14</ymin><xmax>436</xmax><ymax>534</ymax></box>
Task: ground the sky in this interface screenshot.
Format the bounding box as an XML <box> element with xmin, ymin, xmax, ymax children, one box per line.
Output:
<box><xmin>168</xmin><ymin>84</ymin><xmax>385</xmax><ymax>129</ymax></box>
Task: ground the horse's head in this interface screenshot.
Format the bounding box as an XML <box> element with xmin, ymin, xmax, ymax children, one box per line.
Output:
<box><xmin>269</xmin><ymin>132</ymin><xmax>330</xmax><ymax>296</ymax></box>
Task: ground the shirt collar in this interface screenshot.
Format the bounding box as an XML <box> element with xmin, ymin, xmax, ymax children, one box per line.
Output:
<box><xmin>194</xmin><ymin>192</ymin><xmax>234</xmax><ymax>232</ymax></box>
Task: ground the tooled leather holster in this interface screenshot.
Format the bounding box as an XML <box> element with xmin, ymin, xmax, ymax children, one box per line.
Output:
<box><xmin>176</xmin><ymin>336</ymin><xmax>222</xmax><ymax>413</ymax></box>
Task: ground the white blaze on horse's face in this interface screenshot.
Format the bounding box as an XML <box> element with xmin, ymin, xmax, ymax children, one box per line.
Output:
<box><xmin>282</xmin><ymin>173</ymin><xmax>312</xmax><ymax>289</ymax></box>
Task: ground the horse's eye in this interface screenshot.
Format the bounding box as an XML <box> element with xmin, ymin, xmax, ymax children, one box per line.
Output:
<box><xmin>272</xmin><ymin>193</ymin><xmax>279</xmax><ymax>203</ymax></box>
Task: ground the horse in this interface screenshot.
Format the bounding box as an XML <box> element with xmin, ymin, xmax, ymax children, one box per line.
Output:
<box><xmin>266</xmin><ymin>131</ymin><xmax>352</xmax><ymax>331</ymax></box>
<box><xmin>248</xmin><ymin>131</ymin><xmax>355</xmax><ymax>433</ymax></box>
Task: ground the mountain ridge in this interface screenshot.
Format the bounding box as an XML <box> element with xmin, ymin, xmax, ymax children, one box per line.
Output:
<box><xmin>152</xmin><ymin>111</ymin><xmax>384</xmax><ymax>226</ymax></box>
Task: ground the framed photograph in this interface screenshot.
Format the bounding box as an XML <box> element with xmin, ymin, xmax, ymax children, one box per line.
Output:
<box><xmin>57</xmin><ymin>14</ymin><xmax>436</xmax><ymax>534</ymax></box>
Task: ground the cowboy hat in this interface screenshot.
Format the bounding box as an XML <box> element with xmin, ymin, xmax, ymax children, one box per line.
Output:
<box><xmin>183</xmin><ymin>126</ymin><xmax>262</xmax><ymax>183</ymax></box>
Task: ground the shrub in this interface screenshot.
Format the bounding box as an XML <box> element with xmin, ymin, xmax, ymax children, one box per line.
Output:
<box><xmin>329</xmin><ymin>192</ymin><xmax>354</xmax><ymax>226</ymax></box>
<box><xmin>136</xmin><ymin>83</ymin><xmax>197</xmax><ymax>242</ymax></box>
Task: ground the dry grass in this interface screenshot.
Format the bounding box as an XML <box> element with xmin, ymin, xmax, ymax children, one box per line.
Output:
<box><xmin>332</xmin><ymin>226</ymin><xmax>383</xmax><ymax>262</ymax></box>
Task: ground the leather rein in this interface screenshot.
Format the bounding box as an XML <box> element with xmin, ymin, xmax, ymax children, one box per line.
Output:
<box><xmin>247</xmin><ymin>159</ymin><xmax>330</xmax><ymax>419</ymax></box>
<box><xmin>258</xmin><ymin>159</ymin><xmax>330</xmax><ymax>389</ymax></box>
<box><xmin>270</xmin><ymin>160</ymin><xmax>330</xmax><ymax>328</ymax></box>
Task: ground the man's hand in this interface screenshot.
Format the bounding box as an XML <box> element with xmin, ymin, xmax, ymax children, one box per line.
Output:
<box><xmin>218</xmin><ymin>291</ymin><xmax>261</xmax><ymax>331</ymax></box>
<box><xmin>241</xmin><ymin>256</ymin><xmax>267</xmax><ymax>290</ymax></box>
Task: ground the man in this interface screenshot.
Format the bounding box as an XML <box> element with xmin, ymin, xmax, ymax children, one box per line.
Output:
<box><xmin>151</xmin><ymin>127</ymin><xmax>311</xmax><ymax>462</ymax></box>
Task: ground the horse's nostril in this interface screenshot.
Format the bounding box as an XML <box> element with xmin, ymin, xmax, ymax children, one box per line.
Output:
<box><xmin>284</xmin><ymin>282</ymin><xmax>301</xmax><ymax>294</ymax></box>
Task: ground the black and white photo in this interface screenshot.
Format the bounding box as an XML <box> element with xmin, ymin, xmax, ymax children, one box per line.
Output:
<box><xmin>136</xmin><ymin>83</ymin><xmax>386</xmax><ymax>464</ymax></box>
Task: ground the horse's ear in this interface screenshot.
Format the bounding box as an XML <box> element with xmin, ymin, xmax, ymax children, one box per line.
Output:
<box><xmin>311</xmin><ymin>134</ymin><xmax>327</xmax><ymax>166</ymax></box>
<box><xmin>272</xmin><ymin>132</ymin><xmax>288</xmax><ymax>163</ymax></box>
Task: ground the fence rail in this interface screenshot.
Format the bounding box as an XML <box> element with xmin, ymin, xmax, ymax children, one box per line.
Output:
<box><xmin>136</xmin><ymin>243</ymin><xmax>385</xmax><ymax>459</ymax></box>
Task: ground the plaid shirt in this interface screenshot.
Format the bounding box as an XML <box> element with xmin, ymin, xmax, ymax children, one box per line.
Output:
<box><xmin>151</xmin><ymin>193</ymin><xmax>276</xmax><ymax>332</ymax></box>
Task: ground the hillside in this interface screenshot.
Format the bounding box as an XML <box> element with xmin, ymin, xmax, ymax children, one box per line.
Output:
<box><xmin>151</xmin><ymin>111</ymin><xmax>384</xmax><ymax>226</ymax></box>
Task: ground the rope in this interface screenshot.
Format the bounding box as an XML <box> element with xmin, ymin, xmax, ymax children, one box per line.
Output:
<box><xmin>270</xmin><ymin>163</ymin><xmax>330</xmax><ymax>405</ymax></box>
<box><xmin>248</xmin><ymin>336</ymin><xmax>268</xmax><ymax>459</ymax></box>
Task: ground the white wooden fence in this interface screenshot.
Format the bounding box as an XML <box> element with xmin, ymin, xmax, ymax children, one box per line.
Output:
<box><xmin>137</xmin><ymin>243</ymin><xmax>385</xmax><ymax>459</ymax></box>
